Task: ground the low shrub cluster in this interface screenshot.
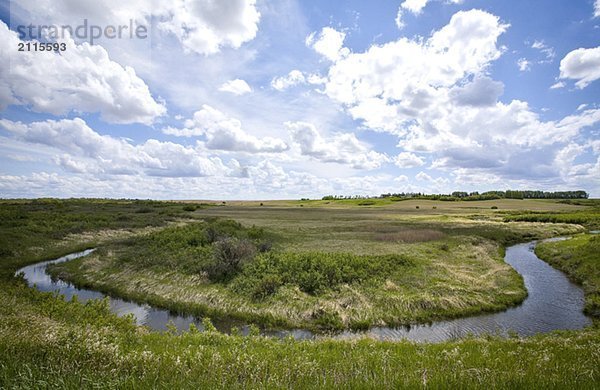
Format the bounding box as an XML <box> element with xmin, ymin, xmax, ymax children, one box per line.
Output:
<box><xmin>114</xmin><ymin>219</ymin><xmax>274</xmax><ymax>277</ymax></box>
<box><xmin>503</xmin><ymin>211</ymin><xmax>600</xmax><ymax>229</ymax></box>
<box><xmin>232</xmin><ymin>252</ymin><xmax>412</xmax><ymax>298</ymax></box>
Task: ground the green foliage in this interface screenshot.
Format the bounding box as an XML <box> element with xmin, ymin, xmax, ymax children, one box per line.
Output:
<box><xmin>232</xmin><ymin>252</ymin><xmax>411</xmax><ymax>297</ymax></box>
<box><xmin>536</xmin><ymin>234</ymin><xmax>600</xmax><ymax>317</ymax></box>
<box><xmin>113</xmin><ymin>219</ymin><xmax>272</xmax><ymax>276</ymax></box>
<box><xmin>0</xmin><ymin>199</ymin><xmax>193</xmax><ymax>280</ymax></box>
<box><xmin>206</xmin><ymin>237</ymin><xmax>257</xmax><ymax>281</ymax></box>
<box><xmin>1</xmin><ymin>198</ymin><xmax>599</xmax><ymax>388</ymax></box>
<box><xmin>1</xmin><ymin>280</ymin><xmax>599</xmax><ymax>388</ymax></box>
<box><xmin>503</xmin><ymin>210</ymin><xmax>600</xmax><ymax>229</ymax></box>
<box><xmin>378</xmin><ymin>190</ymin><xmax>588</xmax><ymax>201</ymax></box>
<box><xmin>358</xmin><ymin>200</ymin><xmax>376</xmax><ymax>206</ymax></box>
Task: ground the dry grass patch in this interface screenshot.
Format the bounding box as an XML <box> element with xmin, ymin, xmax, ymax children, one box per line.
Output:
<box><xmin>373</xmin><ymin>229</ymin><xmax>446</xmax><ymax>243</ymax></box>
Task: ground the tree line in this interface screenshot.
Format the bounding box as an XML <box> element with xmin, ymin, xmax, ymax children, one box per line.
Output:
<box><xmin>321</xmin><ymin>190</ymin><xmax>588</xmax><ymax>201</ymax></box>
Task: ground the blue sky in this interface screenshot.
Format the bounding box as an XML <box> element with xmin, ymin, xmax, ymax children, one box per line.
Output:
<box><xmin>0</xmin><ymin>0</ymin><xmax>599</xmax><ymax>199</ymax></box>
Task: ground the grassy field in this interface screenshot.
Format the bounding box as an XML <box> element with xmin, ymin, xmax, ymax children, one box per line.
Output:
<box><xmin>47</xmin><ymin>200</ymin><xmax>584</xmax><ymax>331</ymax></box>
<box><xmin>1</xmin><ymin>198</ymin><xmax>599</xmax><ymax>387</ymax></box>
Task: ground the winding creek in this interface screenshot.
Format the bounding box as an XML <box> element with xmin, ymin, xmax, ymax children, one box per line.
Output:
<box><xmin>16</xmin><ymin>239</ymin><xmax>592</xmax><ymax>342</ymax></box>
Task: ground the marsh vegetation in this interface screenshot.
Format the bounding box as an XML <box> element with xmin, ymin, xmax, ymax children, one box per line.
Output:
<box><xmin>1</xmin><ymin>198</ymin><xmax>599</xmax><ymax>387</ymax></box>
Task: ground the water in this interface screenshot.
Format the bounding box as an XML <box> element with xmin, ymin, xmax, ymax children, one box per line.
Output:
<box><xmin>16</xmin><ymin>239</ymin><xmax>592</xmax><ymax>342</ymax></box>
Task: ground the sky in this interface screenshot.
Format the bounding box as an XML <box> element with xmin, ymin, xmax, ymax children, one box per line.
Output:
<box><xmin>0</xmin><ymin>0</ymin><xmax>599</xmax><ymax>199</ymax></box>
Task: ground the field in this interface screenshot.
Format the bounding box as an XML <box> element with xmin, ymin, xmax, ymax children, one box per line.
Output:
<box><xmin>1</xmin><ymin>198</ymin><xmax>599</xmax><ymax>387</ymax></box>
<box><xmin>48</xmin><ymin>200</ymin><xmax>582</xmax><ymax>330</ymax></box>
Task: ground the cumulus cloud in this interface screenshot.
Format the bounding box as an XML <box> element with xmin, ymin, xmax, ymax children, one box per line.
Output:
<box><xmin>219</xmin><ymin>79</ymin><xmax>252</xmax><ymax>95</ymax></box>
<box><xmin>0</xmin><ymin>118</ymin><xmax>230</xmax><ymax>177</ymax></box>
<box><xmin>450</xmin><ymin>77</ymin><xmax>504</xmax><ymax>107</ymax></box>
<box><xmin>271</xmin><ymin>70</ymin><xmax>326</xmax><ymax>91</ymax></box>
<box><xmin>394</xmin><ymin>152</ymin><xmax>425</xmax><ymax>168</ymax></box>
<box><xmin>595</xmin><ymin>0</ymin><xmax>600</xmax><ymax>18</ymax></box>
<box><xmin>13</xmin><ymin>0</ymin><xmax>261</xmax><ymax>56</ymax></box>
<box><xmin>558</xmin><ymin>46</ymin><xmax>600</xmax><ymax>89</ymax></box>
<box><xmin>324</xmin><ymin>10</ymin><xmax>508</xmax><ymax>132</ymax></box>
<box><xmin>271</xmin><ymin>70</ymin><xmax>306</xmax><ymax>91</ymax></box>
<box><xmin>159</xmin><ymin>0</ymin><xmax>260</xmax><ymax>55</ymax></box>
<box><xmin>401</xmin><ymin>0</ymin><xmax>430</xmax><ymax>15</ymax></box>
<box><xmin>311</xmin><ymin>9</ymin><xmax>600</xmax><ymax>189</ymax></box>
<box><xmin>306</xmin><ymin>27</ymin><xmax>350</xmax><ymax>61</ymax></box>
<box><xmin>286</xmin><ymin>121</ymin><xmax>389</xmax><ymax>169</ymax></box>
<box><xmin>164</xmin><ymin>105</ymin><xmax>288</xmax><ymax>153</ymax></box>
<box><xmin>0</xmin><ymin>21</ymin><xmax>165</xmax><ymax>124</ymax></box>
<box><xmin>415</xmin><ymin>171</ymin><xmax>450</xmax><ymax>188</ymax></box>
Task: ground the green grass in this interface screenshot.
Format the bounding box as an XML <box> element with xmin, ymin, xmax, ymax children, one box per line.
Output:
<box><xmin>536</xmin><ymin>234</ymin><xmax>600</xmax><ymax>317</ymax></box>
<box><xmin>0</xmin><ymin>282</ymin><xmax>599</xmax><ymax>388</ymax></box>
<box><xmin>1</xmin><ymin>198</ymin><xmax>599</xmax><ymax>388</ymax></box>
<box><xmin>0</xmin><ymin>198</ymin><xmax>207</xmax><ymax>279</ymax></box>
<box><xmin>47</xmin><ymin>219</ymin><xmax>533</xmax><ymax>331</ymax></box>
<box><xmin>47</xmin><ymin>202</ymin><xmax>584</xmax><ymax>331</ymax></box>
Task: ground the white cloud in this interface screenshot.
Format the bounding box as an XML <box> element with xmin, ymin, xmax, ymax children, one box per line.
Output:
<box><xmin>595</xmin><ymin>0</ymin><xmax>600</xmax><ymax>18</ymax></box>
<box><xmin>401</xmin><ymin>0</ymin><xmax>429</xmax><ymax>14</ymax></box>
<box><xmin>517</xmin><ymin>58</ymin><xmax>531</xmax><ymax>72</ymax></box>
<box><xmin>577</xmin><ymin>104</ymin><xmax>589</xmax><ymax>111</ymax></box>
<box><xmin>158</xmin><ymin>0</ymin><xmax>260</xmax><ymax>55</ymax></box>
<box><xmin>286</xmin><ymin>121</ymin><xmax>389</xmax><ymax>169</ymax></box>
<box><xmin>550</xmin><ymin>81</ymin><xmax>566</xmax><ymax>89</ymax></box>
<box><xmin>13</xmin><ymin>0</ymin><xmax>261</xmax><ymax>56</ymax></box>
<box><xmin>271</xmin><ymin>70</ymin><xmax>306</xmax><ymax>91</ymax></box>
<box><xmin>415</xmin><ymin>171</ymin><xmax>450</xmax><ymax>188</ymax></box>
<box><xmin>306</xmin><ymin>27</ymin><xmax>350</xmax><ymax>62</ymax></box>
<box><xmin>0</xmin><ymin>21</ymin><xmax>165</xmax><ymax>124</ymax></box>
<box><xmin>0</xmin><ymin>118</ymin><xmax>230</xmax><ymax>177</ymax></box>
<box><xmin>164</xmin><ymin>105</ymin><xmax>288</xmax><ymax>153</ymax></box>
<box><xmin>324</xmin><ymin>10</ymin><xmax>508</xmax><ymax>132</ymax></box>
<box><xmin>219</xmin><ymin>79</ymin><xmax>252</xmax><ymax>95</ymax></box>
<box><xmin>270</xmin><ymin>70</ymin><xmax>326</xmax><ymax>91</ymax></box>
<box><xmin>394</xmin><ymin>152</ymin><xmax>425</xmax><ymax>168</ymax></box>
<box><xmin>449</xmin><ymin>77</ymin><xmax>504</xmax><ymax>107</ymax></box>
<box><xmin>395</xmin><ymin>8</ymin><xmax>406</xmax><ymax>30</ymax></box>
<box><xmin>558</xmin><ymin>46</ymin><xmax>600</xmax><ymax>89</ymax></box>
<box><xmin>310</xmin><ymin>9</ymin><xmax>600</xmax><ymax>190</ymax></box>
<box><xmin>531</xmin><ymin>40</ymin><xmax>555</xmax><ymax>63</ymax></box>
<box><xmin>396</xmin><ymin>0</ymin><xmax>464</xmax><ymax>28</ymax></box>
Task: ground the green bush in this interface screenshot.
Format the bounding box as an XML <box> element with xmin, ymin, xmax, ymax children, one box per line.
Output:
<box><xmin>206</xmin><ymin>238</ymin><xmax>257</xmax><ymax>281</ymax></box>
<box><xmin>251</xmin><ymin>274</ymin><xmax>283</xmax><ymax>299</ymax></box>
<box><xmin>233</xmin><ymin>252</ymin><xmax>411</xmax><ymax>297</ymax></box>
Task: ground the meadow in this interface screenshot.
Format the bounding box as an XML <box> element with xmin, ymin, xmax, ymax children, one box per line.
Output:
<box><xmin>0</xmin><ymin>198</ymin><xmax>599</xmax><ymax>388</ymax></box>
<box><xmin>47</xmin><ymin>200</ymin><xmax>583</xmax><ymax>331</ymax></box>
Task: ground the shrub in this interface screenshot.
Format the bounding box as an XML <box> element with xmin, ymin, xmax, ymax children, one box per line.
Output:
<box><xmin>491</xmin><ymin>206</ymin><xmax>498</xmax><ymax>210</ymax></box>
<box><xmin>358</xmin><ymin>200</ymin><xmax>376</xmax><ymax>206</ymax></box>
<box><xmin>206</xmin><ymin>238</ymin><xmax>256</xmax><ymax>281</ymax></box>
<box><xmin>252</xmin><ymin>274</ymin><xmax>283</xmax><ymax>299</ymax></box>
<box><xmin>234</xmin><ymin>252</ymin><xmax>412</xmax><ymax>296</ymax></box>
<box><xmin>257</xmin><ymin>240</ymin><xmax>273</xmax><ymax>253</ymax></box>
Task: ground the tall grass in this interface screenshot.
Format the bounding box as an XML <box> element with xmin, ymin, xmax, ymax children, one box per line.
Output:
<box><xmin>1</xmin><ymin>199</ymin><xmax>599</xmax><ymax>388</ymax></box>
<box><xmin>536</xmin><ymin>234</ymin><xmax>600</xmax><ymax>317</ymax></box>
<box><xmin>0</xmin><ymin>282</ymin><xmax>599</xmax><ymax>388</ymax></box>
